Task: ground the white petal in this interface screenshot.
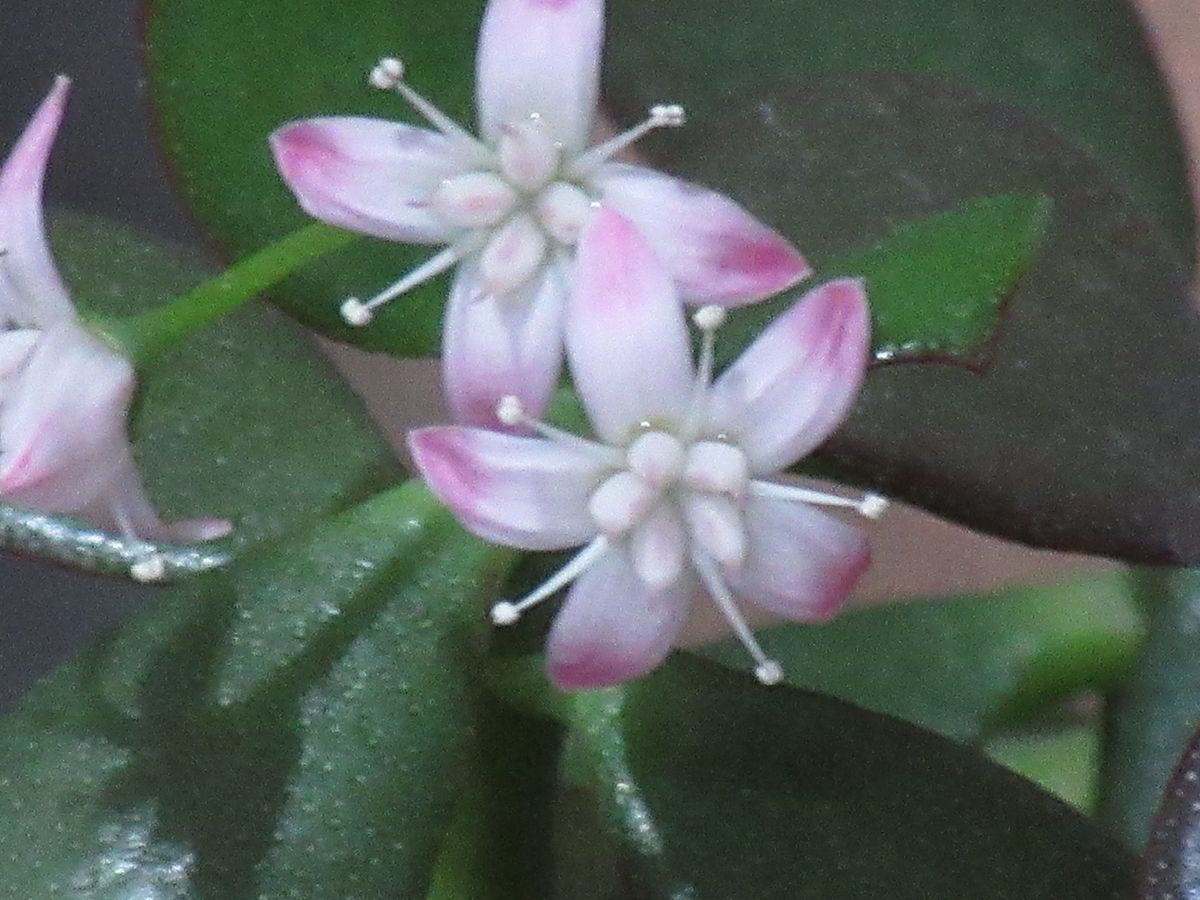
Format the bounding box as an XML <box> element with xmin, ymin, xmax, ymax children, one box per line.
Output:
<box><xmin>706</xmin><ymin>278</ymin><xmax>871</xmax><ymax>473</ymax></box>
<box><xmin>0</xmin><ymin>77</ymin><xmax>75</xmax><ymax>327</ymax></box>
<box><xmin>565</xmin><ymin>208</ymin><xmax>693</xmax><ymax>444</ymax></box>
<box><xmin>594</xmin><ymin>162</ymin><xmax>810</xmax><ymax>305</ymax></box>
<box><xmin>408</xmin><ymin>425</ymin><xmax>605</xmax><ymax>551</ymax></box>
<box><xmin>546</xmin><ymin>545</ymin><xmax>689</xmax><ymax>689</ymax></box>
<box><xmin>270</xmin><ymin>117</ymin><xmax>467</xmax><ymax>243</ymax></box>
<box><xmin>476</xmin><ymin>0</ymin><xmax>604</xmax><ymax>151</ymax></box>
<box><xmin>728</xmin><ymin>495</ymin><xmax>870</xmax><ymax>622</ymax></box>
<box><xmin>629</xmin><ymin>502</ymin><xmax>686</xmax><ymax>590</ymax></box>
<box><xmin>443</xmin><ymin>257</ymin><xmax>566</xmax><ymax>427</ymax></box>
<box><xmin>0</xmin><ymin>323</ymin><xmax>133</xmax><ymax>512</ymax></box>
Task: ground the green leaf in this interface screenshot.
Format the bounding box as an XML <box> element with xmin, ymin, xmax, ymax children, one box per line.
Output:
<box><xmin>565</xmin><ymin>655</ymin><xmax>1136</xmax><ymax>898</ymax></box>
<box><xmin>17</xmin><ymin>212</ymin><xmax>399</xmax><ymax>577</ymax></box>
<box><xmin>719</xmin><ymin>192</ymin><xmax>1051</xmax><ymax>368</ymax></box>
<box><xmin>1099</xmin><ymin>569</ymin><xmax>1200</xmax><ymax>849</ymax></box>
<box><xmin>701</xmin><ymin>576</ymin><xmax>1141</xmax><ymax>742</ymax></box>
<box><xmin>0</xmin><ymin>482</ymin><xmax>514</xmax><ymax>898</ymax></box>
<box><xmin>604</xmin><ymin>0</ymin><xmax>1194</xmax><ymax>260</ymax></box>
<box><xmin>1139</xmin><ymin>721</ymin><xmax>1200</xmax><ymax>900</ymax></box>
<box><xmin>662</xmin><ymin>76</ymin><xmax>1192</xmax><ymax>564</ymax></box>
<box><xmin>986</xmin><ymin>725</ymin><xmax>1101</xmax><ymax>813</ymax></box>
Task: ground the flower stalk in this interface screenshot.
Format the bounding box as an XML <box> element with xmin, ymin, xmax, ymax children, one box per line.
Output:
<box><xmin>101</xmin><ymin>222</ymin><xmax>356</xmax><ymax>370</ymax></box>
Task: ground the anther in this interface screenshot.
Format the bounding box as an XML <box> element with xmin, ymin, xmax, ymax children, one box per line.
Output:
<box><xmin>567</xmin><ymin>103</ymin><xmax>690</xmax><ymax>178</ymax></box>
<box><xmin>490</xmin><ymin>601</ymin><xmax>521</xmax><ymax>626</ymax></box>
<box><xmin>754</xmin><ymin>660</ymin><xmax>785</xmax><ymax>686</ymax></box>
<box><xmin>649</xmin><ymin>104</ymin><xmax>687</xmax><ymax>127</ymax></box>
<box><xmin>369</xmin><ymin>57</ymin><xmax>406</xmax><ymax>91</ymax></box>
<box><xmin>130</xmin><ymin>552</ymin><xmax>167</xmax><ymax>583</ymax></box>
<box><xmin>692</xmin><ymin>305</ymin><xmax>726</xmax><ymax>332</ymax></box>
<box><xmin>496</xmin><ymin>395</ymin><xmax>525</xmax><ymax>427</ymax></box>
<box><xmin>340</xmin><ymin>298</ymin><xmax>374</xmax><ymax>327</ymax></box>
<box><xmin>859</xmin><ymin>493</ymin><xmax>890</xmax><ymax>519</ymax></box>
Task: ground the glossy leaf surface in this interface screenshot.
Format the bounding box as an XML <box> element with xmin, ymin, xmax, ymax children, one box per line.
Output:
<box><xmin>0</xmin><ymin>482</ymin><xmax>512</xmax><ymax>899</ymax></box>
<box><xmin>685</xmin><ymin>77</ymin><xmax>1192</xmax><ymax>563</ymax></box>
<box><xmin>603</xmin><ymin>0</ymin><xmax>1194</xmax><ymax>258</ymax></box>
<box><xmin>567</xmin><ymin>654</ymin><xmax>1136</xmax><ymax>899</ymax></box>
<box><xmin>1100</xmin><ymin>570</ymin><xmax>1200</xmax><ymax>849</ymax></box>
<box><xmin>1141</xmin><ymin>721</ymin><xmax>1200</xmax><ymax>900</ymax></box>
<box><xmin>702</xmin><ymin>576</ymin><xmax>1141</xmax><ymax>742</ymax></box>
<box><xmin>11</xmin><ymin>213</ymin><xmax>400</xmax><ymax>577</ymax></box>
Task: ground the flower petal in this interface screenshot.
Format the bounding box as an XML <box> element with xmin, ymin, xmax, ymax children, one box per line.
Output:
<box><xmin>566</xmin><ymin>208</ymin><xmax>693</xmax><ymax>444</ymax></box>
<box><xmin>443</xmin><ymin>257</ymin><xmax>566</xmax><ymax>428</ymax></box>
<box><xmin>706</xmin><ymin>278</ymin><xmax>870</xmax><ymax>473</ymax></box>
<box><xmin>270</xmin><ymin>118</ymin><xmax>466</xmax><ymax>243</ymax></box>
<box><xmin>476</xmin><ymin>0</ymin><xmax>603</xmax><ymax>151</ymax></box>
<box><xmin>408</xmin><ymin>425</ymin><xmax>605</xmax><ymax>551</ymax></box>
<box><xmin>0</xmin><ymin>323</ymin><xmax>134</xmax><ymax>512</ymax></box>
<box><xmin>727</xmin><ymin>495</ymin><xmax>869</xmax><ymax>622</ymax></box>
<box><xmin>85</xmin><ymin>452</ymin><xmax>233</xmax><ymax>544</ymax></box>
<box><xmin>547</xmin><ymin>545</ymin><xmax>689</xmax><ymax>689</ymax></box>
<box><xmin>594</xmin><ymin>162</ymin><xmax>810</xmax><ymax>305</ymax></box>
<box><xmin>0</xmin><ymin>77</ymin><xmax>75</xmax><ymax>327</ymax></box>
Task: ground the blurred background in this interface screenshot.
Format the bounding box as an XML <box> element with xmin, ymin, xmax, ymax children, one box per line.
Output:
<box><xmin>0</xmin><ymin>0</ymin><xmax>1195</xmax><ymax>704</ymax></box>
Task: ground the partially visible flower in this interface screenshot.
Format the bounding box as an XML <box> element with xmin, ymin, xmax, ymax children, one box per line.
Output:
<box><xmin>271</xmin><ymin>0</ymin><xmax>809</xmax><ymax>428</ymax></box>
<box><xmin>410</xmin><ymin>209</ymin><xmax>883</xmax><ymax>689</ymax></box>
<box><xmin>0</xmin><ymin>77</ymin><xmax>230</xmax><ymax>578</ymax></box>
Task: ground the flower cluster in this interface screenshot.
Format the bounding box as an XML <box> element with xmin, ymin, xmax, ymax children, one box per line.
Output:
<box><xmin>268</xmin><ymin>0</ymin><xmax>883</xmax><ymax>688</ymax></box>
<box><xmin>0</xmin><ymin>78</ymin><xmax>229</xmax><ymax>577</ymax></box>
<box><xmin>271</xmin><ymin>0</ymin><xmax>809</xmax><ymax>427</ymax></box>
<box><xmin>411</xmin><ymin>210</ymin><xmax>881</xmax><ymax>688</ymax></box>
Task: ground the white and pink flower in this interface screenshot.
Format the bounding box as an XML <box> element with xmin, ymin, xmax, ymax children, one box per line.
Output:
<box><xmin>410</xmin><ymin>209</ymin><xmax>882</xmax><ymax>690</ymax></box>
<box><xmin>0</xmin><ymin>78</ymin><xmax>230</xmax><ymax>577</ymax></box>
<box><xmin>271</xmin><ymin>0</ymin><xmax>809</xmax><ymax>428</ymax></box>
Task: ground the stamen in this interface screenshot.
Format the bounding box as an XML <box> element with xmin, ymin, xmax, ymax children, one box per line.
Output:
<box><xmin>682</xmin><ymin>305</ymin><xmax>726</xmax><ymax>439</ymax></box>
<box><xmin>489</xmin><ymin>536</ymin><xmax>609</xmax><ymax>624</ymax></box>
<box><xmin>367</xmin><ymin>56</ymin><xmax>491</xmax><ymax>164</ymax></box>
<box><xmin>566</xmin><ymin>103</ymin><xmax>687</xmax><ymax>178</ymax></box>
<box><xmin>751</xmin><ymin>481</ymin><xmax>890</xmax><ymax>519</ymax></box>
<box><xmin>340</xmin><ymin>236</ymin><xmax>481</xmax><ymax>326</ymax></box>
<box><xmin>692</xmin><ymin>551</ymin><xmax>783</xmax><ymax>686</ymax></box>
<box><xmin>112</xmin><ymin>502</ymin><xmax>168</xmax><ymax>583</ymax></box>
<box><xmin>494</xmin><ymin>395</ymin><xmax>623</xmax><ymax>465</ymax></box>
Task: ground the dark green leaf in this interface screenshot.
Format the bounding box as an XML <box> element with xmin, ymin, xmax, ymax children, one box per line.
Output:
<box><xmin>0</xmin><ymin>482</ymin><xmax>513</xmax><ymax>898</ymax></box>
<box><xmin>702</xmin><ymin>576</ymin><xmax>1141</xmax><ymax>742</ymax></box>
<box><xmin>604</xmin><ymin>0</ymin><xmax>1194</xmax><ymax>259</ymax></box>
<box><xmin>652</xmin><ymin>75</ymin><xmax>1191</xmax><ymax>563</ymax></box>
<box><xmin>19</xmin><ymin>212</ymin><xmax>400</xmax><ymax>577</ymax></box>
<box><xmin>1099</xmin><ymin>569</ymin><xmax>1200</xmax><ymax>849</ymax></box>
<box><xmin>566</xmin><ymin>654</ymin><xmax>1136</xmax><ymax>899</ymax></box>
<box><xmin>1140</xmin><ymin>721</ymin><xmax>1200</xmax><ymax>900</ymax></box>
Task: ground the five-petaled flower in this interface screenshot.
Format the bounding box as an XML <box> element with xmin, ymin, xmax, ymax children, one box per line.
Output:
<box><xmin>0</xmin><ymin>77</ymin><xmax>230</xmax><ymax>578</ymax></box>
<box><xmin>410</xmin><ymin>209</ymin><xmax>884</xmax><ymax>689</ymax></box>
<box><xmin>271</xmin><ymin>0</ymin><xmax>810</xmax><ymax>428</ymax></box>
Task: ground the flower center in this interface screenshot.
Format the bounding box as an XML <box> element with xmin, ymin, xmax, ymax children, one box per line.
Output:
<box><xmin>338</xmin><ymin>59</ymin><xmax>688</xmax><ymax>325</ymax></box>
<box><xmin>586</xmin><ymin>429</ymin><xmax>754</xmax><ymax>586</ymax></box>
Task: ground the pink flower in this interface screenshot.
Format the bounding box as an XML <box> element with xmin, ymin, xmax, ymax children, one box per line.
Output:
<box><xmin>410</xmin><ymin>209</ymin><xmax>882</xmax><ymax>690</ymax></box>
<box><xmin>0</xmin><ymin>78</ymin><xmax>230</xmax><ymax>578</ymax></box>
<box><xmin>271</xmin><ymin>0</ymin><xmax>810</xmax><ymax>428</ymax></box>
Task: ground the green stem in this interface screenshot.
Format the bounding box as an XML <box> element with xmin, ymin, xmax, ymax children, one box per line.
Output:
<box><xmin>101</xmin><ymin>223</ymin><xmax>354</xmax><ymax>368</ymax></box>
